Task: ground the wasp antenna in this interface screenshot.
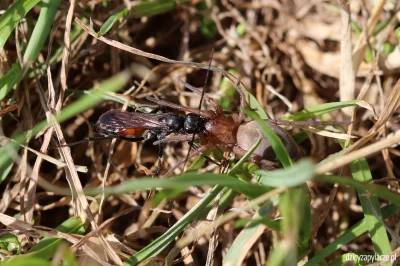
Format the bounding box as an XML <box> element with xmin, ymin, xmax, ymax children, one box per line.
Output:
<box><xmin>198</xmin><ymin>49</ymin><xmax>214</xmax><ymax>109</ymax></box>
<box><xmin>50</xmin><ymin>139</ymin><xmax>86</xmax><ymax>150</ymax></box>
<box><xmin>55</xmin><ymin>136</ymin><xmax>119</xmax><ymax>148</ymax></box>
<box><xmin>55</xmin><ymin>138</ymin><xmax>90</xmax><ymax>148</ymax></box>
<box><xmin>182</xmin><ymin>50</ymin><xmax>215</xmax><ymax>173</ymax></box>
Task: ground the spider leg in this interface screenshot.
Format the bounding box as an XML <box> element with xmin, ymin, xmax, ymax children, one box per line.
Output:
<box><xmin>235</xmin><ymin>76</ymin><xmax>249</xmax><ymax>122</ymax></box>
<box><xmin>177</xmin><ymin>78</ymin><xmax>220</xmax><ymax>108</ymax></box>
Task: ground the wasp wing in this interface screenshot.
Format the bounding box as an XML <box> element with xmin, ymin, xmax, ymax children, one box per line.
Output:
<box><xmin>96</xmin><ymin>109</ymin><xmax>171</xmax><ymax>135</ymax></box>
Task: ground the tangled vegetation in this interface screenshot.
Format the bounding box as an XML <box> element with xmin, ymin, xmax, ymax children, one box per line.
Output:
<box><xmin>0</xmin><ymin>0</ymin><xmax>400</xmax><ymax>265</ymax></box>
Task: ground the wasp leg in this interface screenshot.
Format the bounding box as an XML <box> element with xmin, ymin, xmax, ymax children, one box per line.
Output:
<box><xmin>153</xmin><ymin>134</ymin><xmax>196</xmax><ymax>145</ymax></box>
<box><xmin>162</xmin><ymin>144</ymin><xmax>213</xmax><ymax>177</ymax></box>
<box><xmin>151</xmin><ymin>131</ymin><xmax>170</xmax><ymax>177</ymax></box>
<box><xmin>152</xmin><ymin>141</ymin><xmax>164</xmax><ymax>177</ymax></box>
<box><xmin>146</xmin><ymin>96</ymin><xmax>213</xmax><ymax>118</ymax></box>
<box><xmin>188</xmin><ymin>141</ymin><xmax>222</xmax><ymax>167</ymax></box>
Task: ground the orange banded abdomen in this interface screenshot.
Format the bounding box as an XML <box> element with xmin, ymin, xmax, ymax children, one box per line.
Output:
<box><xmin>119</xmin><ymin>128</ymin><xmax>146</xmax><ymax>136</ymax></box>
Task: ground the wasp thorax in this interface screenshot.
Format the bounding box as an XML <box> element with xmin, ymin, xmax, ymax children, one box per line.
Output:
<box><xmin>160</xmin><ymin>114</ymin><xmax>185</xmax><ymax>132</ymax></box>
<box><xmin>184</xmin><ymin>113</ymin><xmax>205</xmax><ymax>134</ymax></box>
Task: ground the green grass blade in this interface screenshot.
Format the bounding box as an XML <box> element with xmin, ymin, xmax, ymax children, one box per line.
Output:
<box><xmin>23</xmin><ymin>0</ymin><xmax>61</xmax><ymax>63</ymax></box>
<box><xmin>316</xmin><ymin>175</ymin><xmax>400</xmax><ymax>206</ymax></box>
<box><xmin>27</xmin><ymin>21</ymin><xmax>82</xmax><ymax>78</ymax></box>
<box><xmin>254</xmin><ymin>159</ymin><xmax>314</xmax><ymax>187</ymax></box>
<box><xmin>0</xmin><ymin>0</ymin><xmax>41</xmax><ymax>51</ymax></box>
<box><xmin>27</xmin><ymin>217</ymin><xmax>85</xmax><ymax>259</ymax></box>
<box><xmin>267</xmin><ymin>187</ymin><xmax>310</xmax><ymax>265</ymax></box>
<box><xmin>64</xmin><ymin>88</ymin><xmax>140</xmax><ymax>109</ymax></box>
<box><xmin>223</xmin><ymin>202</ymin><xmax>274</xmax><ymax>266</ymax></box>
<box><xmin>0</xmin><ymin>142</ymin><xmax>18</xmax><ymax>184</ymax></box>
<box><xmin>1</xmin><ymin>257</ymin><xmax>52</xmax><ymax>266</ymax></box>
<box><xmin>99</xmin><ymin>0</ymin><xmax>192</xmax><ymax>36</ymax></box>
<box><xmin>229</xmin><ymin>135</ymin><xmax>261</xmax><ymax>175</ymax></box>
<box><xmin>234</xmin><ymin>216</ymin><xmax>280</xmax><ymax>230</ymax></box>
<box><xmin>82</xmin><ymin>173</ymin><xmax>269</xmax><ymax>198</ymax></box>
<box><xmin>61</xmin><ymin>248</ymin><xmax>77</xmax><ymax>266</ymax></box>
<box><xmin>283</xmin><ymin>100</ymin><xmax>361</xmax><ymax>121</ymax></box>
<box><xmin>0</xmin><ymin>233</ymin><xmax>22</xmax><ymax>255</ymax></box>
<box><xmin>244</xmin><ymin>109</ymin><xmax>292</xmax><ymax>168</ymax></box>
<box><xmin>98</xmin><ymin>8</ymin><xmax>129</xmax><ymax>36</ymax></box>
<box><xmin>304</xmin><ymin>204</ymin><xmax>400</xmax><ymax>266</ymax></box>
<box><xmin>349</xmin><ymin>158</ymin><xmax>391</xmax><ymax>256</ymax></box>
<box><xmin>0</xmin><ymin>64</ymin><xmax>22</xmax><ymax>101</ymax></box>
<box><xmin>0</xmin><ymin>0</ymin><xmax>61</xmax><ymax>101</ymax></box>
<box><xmin>197</xmin><ymin>1</ymin><xmax>216</xmax><ymax>39</ymax></box>
<box><xmin>131</xmin><ymin>0</ymin><xmax>190</xmax><ymax>18</ymax></box>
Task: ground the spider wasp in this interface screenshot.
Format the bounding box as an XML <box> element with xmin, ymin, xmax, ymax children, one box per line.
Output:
<box><xmin>91</xmin><ymin>79</ymin><xmax>302</xmax><ymax>175</ymax></box>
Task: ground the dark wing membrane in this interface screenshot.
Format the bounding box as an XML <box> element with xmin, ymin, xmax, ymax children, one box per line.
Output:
<box><xmin>96</xmin><ymin>109</ymin><xmax>169</xmax><ymax>135</ymax></box>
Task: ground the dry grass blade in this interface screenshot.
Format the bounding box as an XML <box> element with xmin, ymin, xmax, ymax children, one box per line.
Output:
<box><xmin>0</xmin><ymin>212</ymin><xmax>37</xmax><ymax>233</ymax></box>
<box><xmin>316</xmin><ymin>132</ymin><xmax>400</xmax><ymax>174</ymax></box>
<box><xmin>205</xmin><ymin>193</ymin><xmax>220</xmax><ymax>266</ymax></box>
<box><xmin>71</xmin><ymin>206</ymin><xmax>141</xmax><ymax>253</ymax></box>
<box><xmin>56</xmin><ymin>1</ymin><xmax>123</xmax><ymax>264</ymax></box>
<box><xmin>2</xmin><ymin>136</ymin><xmax>87</xmax><ymax>172</ymax></box>
<box><xmin>347</xmin><ymin>78</ymin><xmax>400</xmax><ymax>152</ymax></box>
<box><xmin>339</xmin><ymin>0</ymin><xmax>355</xmax><ymax>116</ymax></box>
<box><xmin>352</xmin><ymin>0</ymin><xmax>386</xmax><ymax>71</ymax></box>
<box><xmin>294</xmin><ymin>126</ymin><xmax>354</xmax><ymax>140</ymax></box>
<box><xmin>52</xmin><ymin>117</ymin><xmax>123</xmax><ymax>265</ymax></box>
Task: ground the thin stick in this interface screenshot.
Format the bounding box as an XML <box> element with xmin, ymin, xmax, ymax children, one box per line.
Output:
<box><xmin>268</xmin><ymin>119</ymin><xmax>352</xmax><ymax>126</ymax></box>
